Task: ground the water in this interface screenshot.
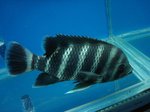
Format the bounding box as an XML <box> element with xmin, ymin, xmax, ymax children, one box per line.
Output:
<box><xmin>0</xmin><ymin>0</ymin><xmax>150</xmax><ymax>112</ymax></box>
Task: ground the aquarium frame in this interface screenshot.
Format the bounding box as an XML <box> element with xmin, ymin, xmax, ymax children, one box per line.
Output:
<box><xmin>66</xmin><ymin>28</ymin><xmax>150</xmax><ymax>112</ymax></box>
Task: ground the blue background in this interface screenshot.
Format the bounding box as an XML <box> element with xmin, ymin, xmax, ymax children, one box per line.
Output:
<box><xmin>0</xmin><ymin>0</ymin><xmax>149</xmax><ymax>111</ymax></box>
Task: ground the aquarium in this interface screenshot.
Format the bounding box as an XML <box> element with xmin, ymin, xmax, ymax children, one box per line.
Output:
<box><xmin>0</xmin><ymin>0</ymin><xmax>150</xmax><ymax>112</ymax></box>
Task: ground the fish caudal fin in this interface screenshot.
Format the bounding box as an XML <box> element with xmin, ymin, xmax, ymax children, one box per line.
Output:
<box><xmin>0</xmin><ymin>42</ymin><xmax>6</xmax><ymax>59</ymax></box>
<box><xmin>5</xmin><ymin>42</ymin><xmax>33</xmax><ymax>75</ymax></box>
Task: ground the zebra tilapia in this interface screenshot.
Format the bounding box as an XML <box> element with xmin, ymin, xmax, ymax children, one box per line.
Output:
<box><xmin>5</xmin><ymin>35</ymin><xmax>132</xmax><ymax>93</ymax></box>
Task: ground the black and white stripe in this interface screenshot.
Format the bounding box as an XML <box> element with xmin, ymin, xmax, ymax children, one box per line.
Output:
<box><xmin>32</xmin><ymin>55</ymin><xmax>41</xmax><ymax>70</ymax></box>
<box><xmin>100</xmin><ymin>47</ymin><xmax>118</xmax><ymax>82</ymax></box>
<box><xmin>45</xmin><ymin>56</ymin><xmax>52</xmax><ymax>73</ymax></box>
<box><xmin>71</xmin><ymin>44</ymin><xmax>90</xmax><ymax>80</ymax></box>
<box><xmin>46</xmin><ymin>47</ymin><xmax>66</xmax><ymax>76</ymax></box>
<box><xmin>61</xmin><ymin>46</ymin><xmax>81</xmax><ymax>80</ymax></box>
<box><xmin>113</xmin><ymin>55</ymin><xmax>126</xmax><ymax>80</ymax></box>
<box><xmin>95</xmin><ymin>45</ymin><xmax>112</xmax><ymax>75</ymax></box>
<box><xmin>24</xmin><ymin>49</ymin><xmax>33</xmax><ymax>72</ymax></box>
<box><xmin>80</xmin><ymin>45</ymin><xmax>97</xmax><ymax>72</ymax></box>
<box><xmin>6</xmin><ymin>42</ymin><xmax>34</xmax><ymax>75</ymax></box>
<box><xmin>44</xmin><ymin>48</ymin><xmax>60</xmax><ymax>73</ymax></box>
<box><xmin>90</xmin><ymin>45</ymin><xmax>104</xmax><ymax>73</ymax></box>
<box><xmin>101</xmin><ymin>48</ymin><xmax>122</xmax><ymax>81</ymax></box>
<box><xmin>109</xmin><ymin>54</ymin><xmax>125</xmax><ymax>80</ymax></box>
<box><xmin>35</xmin><ymin>56</ymin><xmax>47</xmax><ymax>71</ymax></box>
<box><xmin>57</xmin><ymin>44</ymin><xmax>73</xmax><ymax>79</ymax></box>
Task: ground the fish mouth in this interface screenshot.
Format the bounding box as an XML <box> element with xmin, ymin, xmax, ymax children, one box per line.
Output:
<box><xmin>128</xmin><ymin>67</ymin><xmax>133</xmax><ymax>74</ymax></box>
<box><xmin>128</xmin><ymin>70</ymin><xmax>132</xmax><ymax>74</ymax></box>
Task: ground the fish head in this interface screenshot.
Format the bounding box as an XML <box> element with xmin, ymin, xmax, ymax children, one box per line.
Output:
<box><xmin>116</xmin><ymin>57</ymin><xmax>133</xmax><ymax>79</ymax></box>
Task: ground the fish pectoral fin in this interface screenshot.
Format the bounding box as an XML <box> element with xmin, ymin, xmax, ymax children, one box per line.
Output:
<box><xmin>76</xmin><ymin>71</ymin><xmax>100</xmax><ymax>83</ymax></box>
<box><xmin>34</xmin><ymin>73</ymin><xmax>60</xmax><ymax>87</ymax></box>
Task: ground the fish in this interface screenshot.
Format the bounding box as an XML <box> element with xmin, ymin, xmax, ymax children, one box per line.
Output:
<box><xmin>5</xmin><ymin>35</ymin><xmax>132</xmax><ymax>93</ymax></box>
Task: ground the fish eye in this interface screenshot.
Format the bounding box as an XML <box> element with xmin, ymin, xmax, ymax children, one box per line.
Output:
<box><xmin>118</xmin><ymin>64</ymin><xmax>125</xmax><ymax>73</ymax></box>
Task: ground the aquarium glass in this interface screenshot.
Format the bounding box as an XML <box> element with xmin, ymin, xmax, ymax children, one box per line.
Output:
<box><xmin>0</xmin><ymin>0</ymin><xmax>150</xmax><ymax>112</ymax></box>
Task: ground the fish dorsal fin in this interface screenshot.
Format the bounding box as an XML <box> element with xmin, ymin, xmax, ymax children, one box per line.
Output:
<box><xmin>44</xmin><ymin>35</ymin><xmax>108</xmax><ymax>58</ymax></box>
<box><xmin>56</xmin><ymin>34</ymin><xmax>103</xmax><ymax>44</ymax></box>
<box><xmin>44</xmin><ymin>37</ymin><xmax>59</xmax><ymax>58</ymax></box>
<box><xmin>44</xmin><ymin>35</ymin><xmax>72</xmax><ymax>58</ymax></box>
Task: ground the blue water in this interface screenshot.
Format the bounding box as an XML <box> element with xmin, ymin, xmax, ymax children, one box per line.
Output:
<box><xmin>0</xmin><ymin>0</ymin><xmax>149</xmax><ymax>112</ymax></box>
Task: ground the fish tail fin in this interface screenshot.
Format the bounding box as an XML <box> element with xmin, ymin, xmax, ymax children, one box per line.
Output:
<box><xmin>0</xmin><ymin>39</ymin><xmax>6</xmax><ymax>59</ymax></box>
<box><xmin>5</xmin><ymin>42</ymin><xmax>34</xmax><ymax>75</ymax></box>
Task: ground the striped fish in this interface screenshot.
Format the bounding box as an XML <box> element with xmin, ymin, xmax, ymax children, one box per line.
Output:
<box><xmin>5</xmin><ymin>35</ymin><xmax>132</xmax><ymax>93</ymax></box>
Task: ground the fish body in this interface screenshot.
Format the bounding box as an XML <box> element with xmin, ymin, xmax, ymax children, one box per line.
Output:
<box><xmin>5</xmin><ymin>35</ymin><xmax>132</xmax><ymax>92</ymax></box>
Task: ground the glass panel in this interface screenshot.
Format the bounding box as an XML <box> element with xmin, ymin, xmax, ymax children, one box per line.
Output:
<box><xmin>0</xmin><ymin>0</ymin><xmax>150</xmax><ymax>111</ymax></box>
<box><xmin>67</xmin><ymin>0</ymin><xmax>150</xmax><ymax>111</ymax></box>
<box><xmin>67</xmin><ymin>36</ymin><xmax>150</xmax><ymax>111</ymax></box>
<box><xmin>110</xmin><ymin>0</ymin><xmax>150</xmax><ymax>35</ymax></box>
<box><xmin>0</xmin><ymin>1</ymin><xmax>108</xmax><ymax>111</ymax></box>
<box><xmin>129</xmin><ymin>38</ymin><xmax>150</xmax><ymax>57</ymax></box>
<box><xmin>113</xmin><ymin>28</ymin><xmax>150</xmax><ymax>57</ymax></box>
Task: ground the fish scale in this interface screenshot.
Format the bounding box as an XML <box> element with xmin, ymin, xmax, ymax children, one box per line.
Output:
<box><xmin>62</xmin><ymin>45</ymin><xmax>81</xmax><ymax>80</ymax></box>
<box><xmin>91</xmin><ymin>45</ymin><xmax>104</xmax><ymax>73</ymax></box>
<box><xmin>71</xmin><ymin>44</ymin><xmax>90</xmax><ymax>80</ymax></box>
<box><xmin>101</xmin><ymin>47</ymin><xmax>118</xmax><ymax>82</ymax></box>
<box><xmin>81</xmin><ymin>45</ymin><xmax>97</xmax><ymax>72</ymax></box>
<box><xmin>57</xmin><ymin>44</ymin><xmax>73</xmax><ymax>79</ymax></box>
<box><xmin>94</xmin><ymin>45</ymin><xmax>111</xmax><ymax>75</ymax></box>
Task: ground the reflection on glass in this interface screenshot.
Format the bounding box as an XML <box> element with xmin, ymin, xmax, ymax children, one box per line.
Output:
<box><xmin>21</xmin><ymin>95</ymin><xmax>35</xmax><ymax>112</ymax></box>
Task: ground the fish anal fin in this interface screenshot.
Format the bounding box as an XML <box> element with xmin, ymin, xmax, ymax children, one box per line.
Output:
<box><xmin>65</xmin><ymin>82</ymin><xmax>92</xmax><ymax>94</ymax></box>
<box><xmin>74</xmin><ymin>82</ymin><xmax>93</xmax><ymax>90</ymax></box>
<box><xmin>66</xmin><ymin>71</ymin><xmax>103</xmax><ymax>93</ymax></box>
<box><xmin>34</xmin><ymin>72</ymin><xmax>59</xmax><ymax>87</ymax></box>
